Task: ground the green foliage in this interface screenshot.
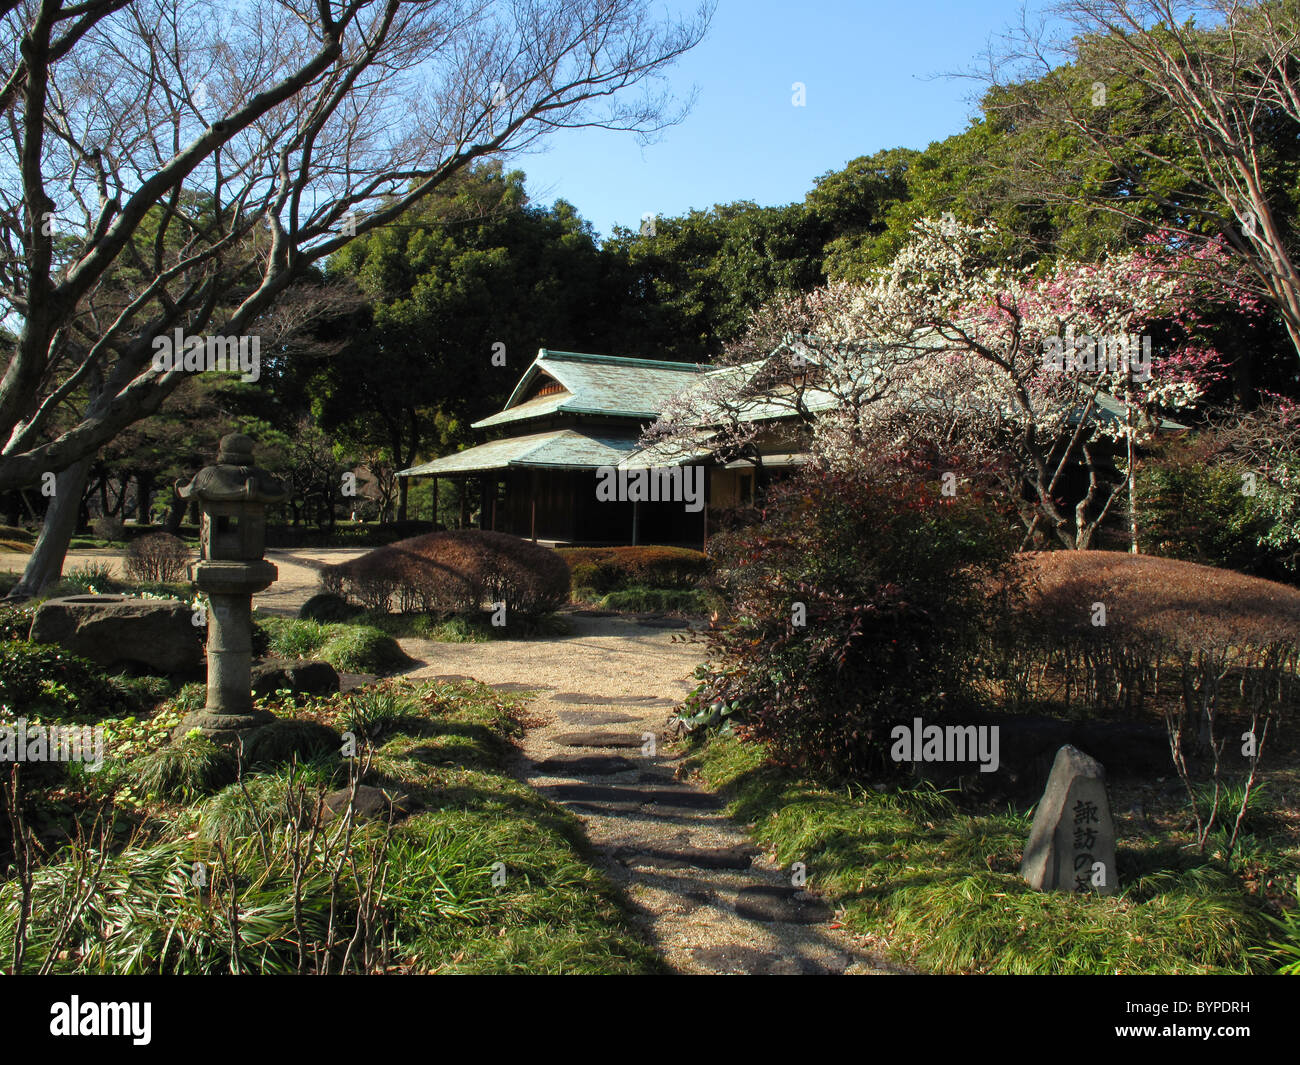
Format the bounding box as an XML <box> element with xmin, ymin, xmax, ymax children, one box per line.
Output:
<box><xmin>318</xmin><ymin>625</ymin><xmax>412</xmax><ymax>675</ymax></box>
<box><xmin>258</xmin><ymin>616</ymin><xmax>328</xmax><ymax>659</ymax></box>
<box><xmin>1267</xmin><ymin>878</ymin><xmax>1300</xmax><ymax>975</ymax></box>
<box><xmin>557</xmin><ymin>545</ymin><xmax>709</xmax><ymax>593</ymax></box>
<box><xmin>338</xmin><ymin>685</ymin><xmax>428</xmax><ymax>742</ymax></box>
<box><xmin>241</xmin><ymin>720</ymin><xmax>343</xmax><ymax>767</ymax></box>
<box><xmin>2</xmin><ymin>679</ymin><xmax>658</xmax><ymax>975</ymax></box>
<box><xmin>0</xmin><ymin>640</ymin><xmax>145</xmax><ymax>719</ymax></box>
<box><xmin>64</xmin><ymin>562</ymin><xmax>114</xmax><ymax>588</ymax></box>
<box><xmin>0</xmin><ymin>603</ymin><xmax>34</xmax><ymax>640</ymax></box>
<box><xmin>1136</xmin><ymin>439</ymin><xmax>1279</xmax><ymax>578</ymax></box>
<box><xmin>166</xmin><ymin>682</ymin><xmax>207</xmax><ymax>715</ymax></box>
<box><xmin>596</xmin><ymin>587</ymin><xmax>706</xmax><ymax>614</ymax></box>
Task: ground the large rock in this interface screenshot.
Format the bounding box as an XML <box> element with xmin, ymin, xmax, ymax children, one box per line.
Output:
<box><xmin>250</xmin><ymin>658</ymin><xmax>340</xmax><ymax>697</ymax></box>
<box><xmin>318</xmin><ymin>785</ymin><xmax>413</xmax><ymax>824</ymax></box>
<box><xmin>1021</xmin><ymin>745</ymin><xmax>1119</xmax><ymax>896</ymax></box>
<box><xmin>30</xmin><ymin>594</ymin><xmax>202</xmax><ymax>673</ymax></box>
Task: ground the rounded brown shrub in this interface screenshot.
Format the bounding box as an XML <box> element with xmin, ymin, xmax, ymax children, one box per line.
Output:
<box><xmin>322</xmin><ymin>530</ymin><xmax>570</xmax><ymax>616</ymax></box>
<box><xmin>123</xmin><ymin>531</ymin><xmax>192</xmax><ymax>583</ymax></box>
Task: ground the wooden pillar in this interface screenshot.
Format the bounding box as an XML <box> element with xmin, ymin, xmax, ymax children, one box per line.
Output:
<box><xmin>432</xmin><ymin>476</ymin><xmax>438</xmax><ymax>529</ymax></box>
<box><xmin>632</xmin><ymin>499</ymin><xmax>640</xmax><ymax>546</ymax></box>
<box><xmin>530</xmin><ymin>472</ymin><xmax>537</xmax><ymax>542</ymax></box>
<box><xmin>701</xmin><ymin>468</ymin><xmax>709</xmax><ymax>551</ymax></box>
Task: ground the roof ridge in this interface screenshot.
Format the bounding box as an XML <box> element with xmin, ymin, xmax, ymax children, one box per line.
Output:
<box><xmin>538</xmin><ymin>349</ymin><xmax>706</xmax><ymax>372</ymax></box>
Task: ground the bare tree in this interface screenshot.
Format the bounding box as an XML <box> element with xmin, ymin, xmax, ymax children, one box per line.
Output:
<box><xmin>980</xmin><ymin>1</ymin><xmax>1300</xmax><ymax>363</ymax></box>
<box><xmin>0</xmin><ymin>0</ymin><xmax>712</xmax><ymax>593</ymax></box>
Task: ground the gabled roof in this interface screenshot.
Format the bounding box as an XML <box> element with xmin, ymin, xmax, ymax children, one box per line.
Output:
<box><xmin>398</xmin><ymin>428</ymin><xmax>640</xmax><ymax>476</ymax></box>
<box><xmin>471</xmin><ymin>349</ymin><xmax>705</xmax><ymax>429</ymax></box>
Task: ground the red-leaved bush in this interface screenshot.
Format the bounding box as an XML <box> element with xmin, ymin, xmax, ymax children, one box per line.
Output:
<box><xmin>320</xmin><ymin>530</ymin><xmax>570</xmax><ymax>616</ymax></box>
<box><xmin>690</xmin><ymin>457</ymin><xmax>1018</xmax><ymax>779</ymax></box>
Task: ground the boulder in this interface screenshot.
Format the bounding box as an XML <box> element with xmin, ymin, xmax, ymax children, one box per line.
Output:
<box><xmin>250</xmin><ymin>658</ymin><xmax>340</xmax><ymax>697</ymax></box>
<box><xmin>319</xmin><ymin>785</ymin><xmax>412</xmax><ymax>824</ymax></box>
<box><xmin>30</xmin><ymin>594</ymin><xmax>202</xmax><ymax>674</ymax></box>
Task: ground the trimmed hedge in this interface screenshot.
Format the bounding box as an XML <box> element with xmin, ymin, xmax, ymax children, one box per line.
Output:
<box><xmin>557</xmin><ymin>546</ymin><xmax>709</xmax><ymax>593</ymax></box>
<box><xmin>321</xmin><ymin>530</ymin><xmax>569</xmax><ymax>616</ymax></box>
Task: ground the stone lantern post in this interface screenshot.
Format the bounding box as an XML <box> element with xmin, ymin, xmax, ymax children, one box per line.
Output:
<box><xmin>175</xmin><ymin>433</ymin><xmax>288</xmax><ymax>742</ymax></box>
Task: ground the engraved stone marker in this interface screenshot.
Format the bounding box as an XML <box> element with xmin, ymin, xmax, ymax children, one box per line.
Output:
<box><xmin>1021</xmin><ymin>744</ymin><xmax>1118</xmax><ymax>895</ymax></box>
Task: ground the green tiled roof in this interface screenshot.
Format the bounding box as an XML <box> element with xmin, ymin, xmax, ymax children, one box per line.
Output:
<box><xmin>471</xmin><ymin>349</ymin><xmax>705</xmax><ymax>429</ymax></box>
<box><xmin>398</xmin><ymin>429</ymin><xmax>640</xmax><ymax>476</ymax></box>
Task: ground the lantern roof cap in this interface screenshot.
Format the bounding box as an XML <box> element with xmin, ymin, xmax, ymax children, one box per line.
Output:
<box><xmin>176</xmin><ymin>433</ymin><xmax>288</xmax><ymax>505</ymax></box>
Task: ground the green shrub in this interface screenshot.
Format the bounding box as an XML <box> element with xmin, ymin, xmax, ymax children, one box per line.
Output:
<box><xmin>1268</xmin><ymin>878</ymin><xmax>1300</xmax><ymax>975</ymax></box>
<box><xmin>598</xmin><ymin>587</ymin><xmax>706</xmax><ymax>613</ymax></box>
<box><xmin>318</xmin><ymin>625</ymin><xmax>412</xmax><ymax>675</ymax></box>
<box><xmin>1136</xmin><ymin>442</ymin><xmax>1275</xmax><ymax>577</ymax></box>
<box><xmin>166</xmin><ymin>682</ymin><xmax>208</xmax><ymax>715</ymax></box>
<box><xmin>65</xmin><ymin>562</ymin><xmax>115</xmax><ymax>589</ymax></box>
<box><xmin>338</xmin><ymin>685</ymin><xmax>427</xmax><ymax>741</ymax></box>
<box><xmin>557</xmin><ymin>546</ymin><xmax>709</xmax><ymax>592</ymax></box>
<box><xmin>259</xmin><ymin>617</ymin><xmax>329</xmax><ymax>660</ymax></box>
<box><xmin>569</xmin><ymin>561</ymin><xmax>602</xmax><ymax>591</ymax></box>
<box><xmin>187</xmin><ymin>761</ymin><xmax>341</xmax><ymax>847</ymax></box>
<box><xmin>0</xmin><ymin>603</ymin><xmax>34</xmax><ymax>640</ymax></box>
<box><xmin>134</xmin><ymin>734</ymin><xmax>237</xmax><ymax>802</ymax></box>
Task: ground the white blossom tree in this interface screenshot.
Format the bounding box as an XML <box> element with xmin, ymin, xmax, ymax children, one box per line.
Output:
<box><xmin>648</xmin><ymin>217</ymin><xmax>1241</xmax><ymax>549</ymax></box>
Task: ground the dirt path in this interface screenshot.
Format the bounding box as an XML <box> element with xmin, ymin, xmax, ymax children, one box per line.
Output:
<box><xmin>402</xmin><ymin>612</ymin><xmax>898</xmax><ymax>975</ymax></box>
<box><xmin>0</xmin><ymin>546</ymin><xmax>367</xmax><ymax>616</ymax></box>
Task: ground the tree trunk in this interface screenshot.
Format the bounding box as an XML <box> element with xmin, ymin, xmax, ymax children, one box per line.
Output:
<box><xmin>396</xmin><ymin>476</ymin><xmax>409</xmax><ymax>524</ymax></box>
<box><xmin>137</xmin><ymin>472</ymin><xmax>155</xmax><ymax>524</ymax></box>
<box><xmin>163</xmin><ymin>488</ymin><xmax>185</xmax><ymax>533</ymax></box>
<box><xmin>9</xmin><ymin>455</ymin><xmax>94</xmax><ymax>598</ymax></box>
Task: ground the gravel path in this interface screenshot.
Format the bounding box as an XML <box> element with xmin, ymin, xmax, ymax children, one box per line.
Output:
<box><xmin>402</xmin><ymin>612</ymin><xmax>899</xmax><ymax>975</ymax></box>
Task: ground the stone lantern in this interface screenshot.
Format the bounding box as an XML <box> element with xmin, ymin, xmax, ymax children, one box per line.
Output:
<box><xmin>175</xmin><ymin>433</ymin><xmax>287</xmax><ymax>741</ymax></box>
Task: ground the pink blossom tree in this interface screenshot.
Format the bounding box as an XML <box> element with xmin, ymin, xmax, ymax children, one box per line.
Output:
<box><xmin>646</xmin><ymin>217</ymin><xmax>1248</xmax><ymax>549</ymax></box>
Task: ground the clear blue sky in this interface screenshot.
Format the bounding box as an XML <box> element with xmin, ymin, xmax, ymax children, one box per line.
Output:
<box><xmin>515</xmin><ymin>0</ymin><xmax>1035</xmax><ymax>238</ymax></box>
